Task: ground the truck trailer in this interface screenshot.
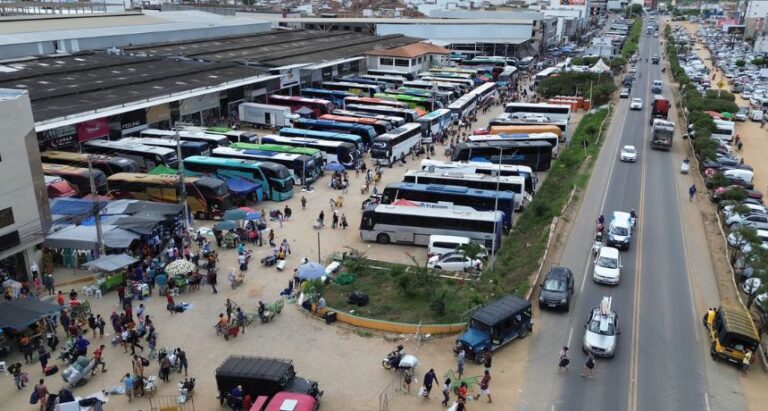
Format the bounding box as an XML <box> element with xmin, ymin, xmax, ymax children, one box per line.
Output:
<box><xmin>649</xmin><ymin>95</ymin><xmax>670</xmax><ymax>124</ymax></box>
<box><xmin>239</xmin><ymin>103</ymin><xmax>299</xmax><ymax>129</ymax></box>
<box><xmin>650</xmin><ymin>119</ymin><xmax>675</xmax><ymax>150</ymax></box>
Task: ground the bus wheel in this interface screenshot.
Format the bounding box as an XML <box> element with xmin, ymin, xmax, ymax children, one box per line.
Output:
<box><xmin>195</xmin><ymin>211</ymin><xmax>207</xmax><ymax>220</ymax></box>
<box><xmin>376</xmin><ymin>233</ymin><xmax>391</xmax><ymax>244</ymax></box>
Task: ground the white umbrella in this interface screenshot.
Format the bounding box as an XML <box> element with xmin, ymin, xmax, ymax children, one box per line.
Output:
<box><xmin>165</xmin><ymin>259</ymin><xmax>196</xmax><ymax>276</ymax></box>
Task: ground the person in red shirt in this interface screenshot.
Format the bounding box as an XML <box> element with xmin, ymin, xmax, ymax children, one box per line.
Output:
<box><xmin>166</xmin><ymin>293</ymin><xmax>176</xmax><ymax>315</ymax></box>
<box><xmin>56</xmin><ymin>291</ymin><xmax>65</xmax><ymax>307</ymax></box>
<box><xmin>475</xmin><ymin>370</ymin><xmax>492</xmax><ymax>403</ymax></box>
<box><xmin>91</xmin><ymin>344</ymin><xmax>106</xmax><ymax>375</ymax></box>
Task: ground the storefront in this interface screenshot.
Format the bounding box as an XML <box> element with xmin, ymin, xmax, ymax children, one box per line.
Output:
<box><xmin>37</xmin><ymin>124</ymin><xmax>78</xmax><ymax>151</ymax></box>
<box><xmin>76</xmin><ymin>118</ymin><xmax>109</xmax><ymax>144</ymax></box>
<box><xmin>146</xmin><ymin>103</ymin><xmax>172</xmax><ymax>130</ymax></box>
<box><xmin>0</xmin><ymin>231</ymin><xmax>36</xmax><ymax>283</ymax></box>
<box><xmin>109</xmin><ymin>108</ymin><xmax>148</xmax><ymax>139</ymax></box>
<box><xmin>179</xmin><ymin>92</ymin><xmax>221</xmax><ymax>126</ymax></box>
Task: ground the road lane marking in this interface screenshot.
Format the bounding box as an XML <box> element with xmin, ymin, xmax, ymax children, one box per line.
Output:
<box><xmin>567</xmin><ymin>327</ymin><xmax>574</xmax><ymax>348</ymax></box>
<box><xmin>674</xmin><ymin>165</ymin><xmax>701</xmax><ymax>343</ymax></box>
<box><xmin>704</xmin><ymin>392</ymin><xmax>711</xmax><ymax>411</ymax></box>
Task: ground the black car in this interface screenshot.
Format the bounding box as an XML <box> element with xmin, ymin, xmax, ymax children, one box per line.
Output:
<box><xmin>539</xmin><ymin>266</ymin><xmax>575</xmax><ymax>311</ymax></box>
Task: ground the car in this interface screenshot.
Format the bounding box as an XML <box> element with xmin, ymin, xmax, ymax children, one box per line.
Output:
<box><xmin>725</xmin><ymin>212</ymin><xmax>768</xmax><ymax>228</ymax></box>
<box><xmin>620</xmin><ymin>88</ymin><xmax>630</xmax><ymax>98</ymax></box>
<box><xmin>593</xmin><ymin>246</ymin><xmax>622</xmax><ymax>285</ymax></box>
<box><xmin>751</xmin><ymin>110</ymin><xmax>765</xmax><ymax>121</ymax></box>
<box><xmin>619</xmin><ymin>145</ymin><xmax>637</xmax><ymax>162</ymax></box>
<box><xmin>734</xmin><ymin>107</ymin><xmax>749</xmax><ymax>121</ymax></box>
<box><xmin>606</xmin><ymin>211</ymin><xmax>633</xmax><ymax>250</ymax></box>
<box><xmin>727</xmin><ymin>228</ymin><xmax>768</xmax><ymax>248</ymax></box>
<box><xmin>426</xmin><ymin>252</ymin><xmax>482</xmax><ymax>272</ymax></box>
<box><xmin>583</xmin><ymin>297</ymin><xmax>619</xmax><ymax>358</ymax></box>
<box><xmin>718</xmin><ymin>198</ymin><xmax>764</xmax><ymax>211</ymax></box>
<box><xmin>539</xmin><ymin>266</ymin><xmax>575</xmax><ymax>311</ymax></box>
<box><xmin>630</xmin><ymin>98</ymin><xmax>643</xmax><ymax>110</ymax></box>
<box><xmin>723</xmin><ymin>203</ymin><xmax>767</xmax><ymax>219</ymax></box>
<box><xmin>743</xmin><ymin>277</ymin><xmax>762</xmax><ymax>295</ymax></box>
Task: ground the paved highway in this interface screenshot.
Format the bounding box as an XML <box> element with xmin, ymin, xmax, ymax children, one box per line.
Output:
<box><xmin>518</xmin><ymin>23</ymin><xmax>747</xmax><ymax>411</ymax></box>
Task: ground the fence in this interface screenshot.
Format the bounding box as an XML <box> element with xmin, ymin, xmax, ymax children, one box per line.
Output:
<box><xmin>378</xmin><ymin>372</ymin><xmax>403</xmax><ymax>411</ymax></box>
<box><xmin>148</xmin><ymin>395</ymin><xmax>195</xmax><ymax>411</ymax></box>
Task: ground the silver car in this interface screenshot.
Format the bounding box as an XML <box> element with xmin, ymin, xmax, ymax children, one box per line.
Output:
<box><xmin>583</xmin><ymin>297</ymin><xmax>619</xmax><ymax>358</ymax></box>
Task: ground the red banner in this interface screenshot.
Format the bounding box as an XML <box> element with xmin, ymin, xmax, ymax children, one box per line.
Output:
<box><xmin>76</xmin><ymin>118</ymin><xmax>108</xmax><ymax>142</ymax></box>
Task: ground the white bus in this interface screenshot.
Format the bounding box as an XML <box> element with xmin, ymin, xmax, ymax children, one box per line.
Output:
<box><xmin>467</xmin><ymin>82</ymin><xmax>498</xmax><ymax>104</ymax></box>
<box><xmin>417</xmin><ymin>75</ymin><xmax>474</xmax><ymax>91</ymax></box>
<box><xmin>82</xmin><ymin>139</ymin><xmax>178</xmax><ymax>171</ymax></box>
<box><xmin>259</xmin><ymin>135</ymin><xmax>361</xmax><ymax>170</ymax></box>
<box><xmin>360</xmin><ymin>204</ymin><xmax>503</xmax><ymax>251</ymax></box>
<box><xmin>448</xmin><ymin>93</ymin><xmax>478</xmax><ymax>122</ymax></box>
<box><xmin>139</xmin><ymin>128</ymin><xmax>230</xmax><ymax>150</ymax></box>
<box><xmin>402</xmin><ymin>170</ymin><xmax>528</xmax><ymax>211</ymax></box>
<box><xmin>533</xmin><ymin>67</ymin><xmax>560</xmax><ymax>89</ymax></box>
<box><xmin>370</xmin><ymin>123</ymin><xmax>422</xmax><ymax>166</ymax></box>
<box><xmin>468</xmin><ymin>132</ymin><xmax>560</xmax><ymax>157</ymax></box>
<box><xmin>322</xmin><ymin>81</ymin><xmax>381</xmax><ymax>97</ymax></box>
<box><xmin>420</xmin><ymin>159</ymin><xmax>536</xmax><ymax>195</ymax></box>
<box><xmin>119</xmin><ymin>137</ymin><xmax>211</xmax><ymax>158</ymax></box>
<box><xmin>416</xmin><ymin>109</ymin><xmax>452</xmax><ymax>142</ymax></box>
<box><xmin>402</xmin><ymin>80</ymin><xmax>462</xmax><ymax>98</ymax></box>
<box><xmin>332</xmin><ymin>109</ymin><xmax>405</xmax><ymax>128</ymax></box>
<box><xmin>504</xmin><ymin>103</ymin><xmax>572</xmax><ymax>122</ymax></box>
<box><xmin>359</xmin><ymin>74</ymin><xmax>407</xmax><ymax>89</ymax></box>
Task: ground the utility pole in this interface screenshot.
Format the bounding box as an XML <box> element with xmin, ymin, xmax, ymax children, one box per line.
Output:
<box><xmin>176</xmin><ymin>128</ymin><xmax>191</xmax><ymax>231</ymax></box>
<box><xmin>87</xmin><ymin>155</ymin><xmax>106</xmax><ymax>256</ymax></box>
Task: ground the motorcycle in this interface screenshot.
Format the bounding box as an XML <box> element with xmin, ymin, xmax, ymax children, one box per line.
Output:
<box><xmin>381</xmin><ymin>345</ymin><xmax>419</xmax><ymax>371</ymax></box>
<box><xmin>177</xmin><ymin>377</ymin><xmax>195</xmax><ymax>404</ymax></box>
<box><xmin>361</xmin><ymin>194</ymin><xmax>382</xmax><ymax>209</ymax></box>
<box><xmin>58</xmin><ymin>339</ymin><xmax>78</xmax><ymax>365</ymax></box>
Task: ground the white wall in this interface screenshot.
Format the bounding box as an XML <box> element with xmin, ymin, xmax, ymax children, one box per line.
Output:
<box><xmin>745</xmin><ymin>0</ymin><xmax>768</xmax><ymax>18</ymax></box>
<box><xmin>376</xmin><ymin>23</ymin><xmax>534</xmax><ymax>43</ymax></box>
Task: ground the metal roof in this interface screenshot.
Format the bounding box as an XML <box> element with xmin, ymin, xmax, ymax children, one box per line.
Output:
<box><xmin>719</xmin><ymin>304</ymin><xmax>760</xmax><ymax>341</ymax></box>
<box><xmin>471</xmin><ymin>295</ymin><xmax>531</xmax><ymax>327</ymax></box>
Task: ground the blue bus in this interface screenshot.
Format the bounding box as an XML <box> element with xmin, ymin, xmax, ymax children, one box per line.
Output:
<box><xmin>279</xmin><ymin>127</ymin><xmax>365</xmax><ymax>151</ymax></box>
<box><xmin>301</xmin><ymin>88</ymin><xmax>353</xmax><ymax>108</ymax></box>
<box><xmin>451</xmin><ymin>140</ymin><xmax>553</xmax><ymax>171</ymax></box>
<box><xmin>290</xmin><ymin>118</ymin><xmax>377</xmax><ymax>147</ymax></box>
<box><xmin>380</xmin><ymin>182</ymin><xmax>515</xmax><ymax>229</ymax></box>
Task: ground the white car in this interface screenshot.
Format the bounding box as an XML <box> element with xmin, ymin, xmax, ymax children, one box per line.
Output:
<box><xmin>723</xmin><ymin>203</ymin><xmax>767</xmax><ymax>219</ymax></box>
<box><xmin>743</xmin><ymin>277</ymin><xmax>762</xmax><ymax>295</ymax></box>
<box><xmin>630</xmin><ymin>98</ymin><xmax>643</xmax><ymax>110</ymax></box>
<box><xmin>593</xmin><ymin>246</ymin><xmax>622</xmax><ymax>285</ymax></box>
<box><xmin>619</xmin><ymin>145</ymin><xmax>637</xmax><ymax>162</ymax></box>
<box><xmin>620</xmin><ymin>88</ymin><xmax>630</xmax><ymax>98</ymax></box>
<box><xmin>427</xmin><ymin>252</ymin><xmax>482</xmax><ymax>272</ymax></box>
<box><xmin>725</xmin><ymin>212</ymin><xmax>768</xmax><ymax>228</ymax></box>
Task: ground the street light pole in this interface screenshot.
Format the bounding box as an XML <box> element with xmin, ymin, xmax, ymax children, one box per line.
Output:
<box><xmin>87</xmin><ymin>154</ymin><xmax>106</xmax><ymax>256</ymax></box>
<box><xmin>317</xmin><ymin>231</ymin><xmax>321</xmax><ymax>263</ymax></box>
<box><xmin>176</xmin><ymin>128</ymin><xmax>191</xmax><ymax>231</ymax></box>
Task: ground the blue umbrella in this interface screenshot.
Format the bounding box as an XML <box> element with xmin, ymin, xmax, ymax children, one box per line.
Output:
<box><xmin>297</xmin><ymin>262</ymin><xmax>325</xmax><ymax>280</ymax></box>
<box><xmin>245</xmin><ymin>211</ymin><xmax>262</xmax><ymax>221</ymax></box>
<box><xmin>325</xmin><ymin>162</ymin><xmax>346</xmax><ymax>172</ymax></box>
<box><xmin>213</xmin><ymin>221</ymin><xmax>237</xmax><ymax>231</ymax></box>
<box><xmin>223</xmin><ymin>209</ymin><xmax>248</xmax><ymax>221</ymax></box>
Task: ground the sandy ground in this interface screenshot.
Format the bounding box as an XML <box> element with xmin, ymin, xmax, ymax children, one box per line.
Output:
<box><xmin>1</xmin><ymin>94</ymin><xmax>587</xmax><ymax>410</ymax></box>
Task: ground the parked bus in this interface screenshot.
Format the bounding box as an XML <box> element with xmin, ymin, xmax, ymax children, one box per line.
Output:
<box><xmin>468</xmin><ymin>132</ymin><xmax>560</xmax><ymax>157</ymax></box>
<box><xmin>381</xmin><ymin>182</ymin><xmax>514</xmax><ymax>229</ymax></box>
<box><xmin>344</xmin><ymin>96</ymin><xmax>408</xmax><ymax>110</ymax></box>
<box><xmin>300</xmin><ymin>88</ymin><xmax>353</xmax><ymax>108</ymax></box>
<box><xmin>345</xmin><ymin>104</ymin><xmax>419</xmax><ymax>123</ymax></box>
<box><xmin>360</xmin><ymin>204</ymin><xmax>503</xmax><ymax>251</ymax></box>
<box><xmin>390</xmin><ymin>87</ymin><xmax>452</xmax><ymax>104</ymax></box>
<box><xmin>468</xmin><ymin>82</ymin><xmax>498</xmax><ymax>104</ymax></box>
<box><xmin>489</xmin><ymin>114</ymin><xmax>569</xmax><ymax>135</ymax></box>
<box><xmin>416</xmin><ymin>109</ymin><xmax>452</xmax><ymax>142</ymax></box>
<box><xmin>268</xmin><ymin>95</ymin><xmax>334</xmax><ymax>118</ymax></box>
<box><xmin>82</xmin><ymin>139</ymin><xmax>178</xmax><ymax>171</ymax></box>
<box><xmin>259</xmin><ymin>135</ymin><xmax>360</xmax><ymax>169</ymax></box>
<box><xmin>417</xmin><ymin>75</ymin><xmax>473</xmax><ymax>91</ymax></box>
<box><xmin>533</xmin><ymin>67</ymin><xmax>560</xmax><ymax>89</ymax></box>
<box><xmin>182</xmin><ymin>156</ymin><xmax>294</xmax><ymax>202</ymax></box>
<box><xmin>359</xmin><ymin>74</ymin><xmax>407</xmax><ymax>89</ymax></box>
<box><xmin>230</xmin><ymin>143</ymin><xmax>324</xmax><ymax>174</ymax></box>
<box><xmin>366</xmin><ymin>69</ymin><xmax>415</xmax><ymax>81</ymax></box>
<box><xmin>291</xmin><ymin>118</ymin><xmax>377</xmax><ymax>146</ymax></box>
<box><xmin>106</xmin><ymin>173</ymin><xmax>233</xmax><ymax>220</ymax></box>
<box><xmin>423</xmin><ymin>71</ymin><xmax>474</xmax><ymax>81</ymax></box>
<box><xmin>371</xmin><ymin>123</ymin><xmax>422</xmax><ymax>166</ymax></box>
<box><xmin>420</xmin><ymin>159</ymin><xmax>536</xmax><ymax>195</ymax></box>
<box><xmin>138</xmin><ymin>128</ymin><xmax>230</xmax><ymax>150</ymax></box>
<box><xmin>119</xmin><ymin>137</ymin><xmax>211</xmax><ymax>158</ymax></box>
<box><xmin>373</xmin><ymin>93</ymin><xmax>436</xmax><ymax>112</ymax></box>
<box><xmin>403</xmin><ymin>170</ymin><xmax>527</xmax><ymax>211</ymax></box>
<box><xmin>504</xmin><ymin>102</ymin><xmax>571</xmax><ymax>122</ymax></box>
<box><xmin>40</xmin><ymin>151</ymin><xmax>139</xmax><ymax>176</ymax></box>
<box><xmin>402</xmin><ymin>80</ymin><xmax>462</xmax><ymax>98</ymax></box>
<box><xmin>211</xmin><ymin>147</ymin><xmax>319</xmax><ymax>186</ymax></box>
<box><xmin>430</xmin><ymin>67</ymin><xmax>479</xmax><ymax>77</ymax></box>
<box><xmin>460</xmin><ymin>57</ymin><xmax>507</xmax><ymax>68</ymax></box>
<box><xmin>41</xmin><ymin>163</ymin><xmax>108</xmax><ymax>195</ymax></box>
<box><xmin>322</xmin><ymin>81</ymin><xmax>381</xmax><ymax>98</ymax></box>
<box><xmin>451</xmin><ymin>140</ymin><xmax>553</xmax><ymax>171</ymax></box>
<box><xmin>447</xmin><ymin>93</ymin><xmax>478</xmax><ymax>122</ymax></box>
<box><xmin>278</xmin><ymin>128</ymin><xmax>364</xmax><ymax>152</ymax></box>
<box><xmin>180</xmin><ymin>126</ymin><xmax>258</xmax><ymax>144</ymax></box>
<box><xmin>332</xmin><ymin>109</ymin><xmax>405</xmax><ymax>128</ymax></box>
<box><xmin>319</xmin><ymin>114</ymin><xmax>393</xmax><ymax>135</ymax></box>
<box><xmin>487</xmin><ymin>124</ymin><xmax>564</xmax><ymax>141</ymax></box>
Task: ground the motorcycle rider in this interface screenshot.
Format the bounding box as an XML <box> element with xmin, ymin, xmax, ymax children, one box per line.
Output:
<box><xmin>630</xmin><ymin>209</ymin><xmax>638</xmax><ymax>227</ymax></box>
<box><xmin>387</xmin><ymin>345</ymin><xmax>405</xmax><ymax>368</ymax></box>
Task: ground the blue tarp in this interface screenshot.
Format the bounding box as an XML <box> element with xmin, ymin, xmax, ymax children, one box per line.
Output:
<box><xmin>225</xmin><ymin>176</ymin><xmax>261</xmax><ymax>196</ymax></box>
<box><xmin>50</xmin><ymin>198</ymin><xmax>105</xmax><ymax>216</ymax></box>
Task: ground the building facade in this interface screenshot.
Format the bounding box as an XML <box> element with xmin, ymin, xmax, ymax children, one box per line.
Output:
<box><xmin>365</xmin><ymin>43</ymin><xmax>450</xmax><ymax>76</ymax></box>
<box><xmin>0</xmin><ymin>89</ymin><xmax>50</xmax><ymax>282</ymax></box>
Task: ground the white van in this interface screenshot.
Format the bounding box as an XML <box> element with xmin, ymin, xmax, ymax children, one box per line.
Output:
<box><xmin>427</xmin><ymin>235</ymin><xmax>487</xmax><ymax>258</ymax></box>
<box><xmin>606</xmin><ymin>211</ymin><xmax>633</xmax><ymax>250</ymax></box>
<box><xmin>724</xmin><ymin>169</ymin><xmax>754</xmax><ymax>187</ymax></box>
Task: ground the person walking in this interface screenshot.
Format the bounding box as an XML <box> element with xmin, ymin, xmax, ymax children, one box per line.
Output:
<box><xmin>582</xmin><ymin>352</ymin><xmax>596</xmax><ymax>378</ymax></box>
<box><xmin>423</xmin><ymin>368</ymin><xmax>437</xmax><ymax>399</ymax></box>
<box><xmin>166</xmin><ymin>292</ymin><xmax>176</xmax><ymax>314</ymax></box>
<box><xmin>688</xmin><ymin>184</ymin><xmax>697</xmax><ymax>201</ymax></box>
<box><xmin>236</xmin><ymin>307</ymin><xmax>247</xmax><ymax>334</ymax></box>
<box><xmin>475</xmin><ymin>370</ymin><xmax>492</xmax><ymax>403</ymax></box>
<box><xmin>558</xmin><ymin>346</ymin><xmax>570</xmax><ymax>373</ymax></box>
<box><xmin>9</xmin><ymin>362</ymin><xmax>25</xmax><ymax>389</ymax></box>
<box><xmin>456</xmin><ymin>348</ymin><xmax>465</xmax><ymax>379</ymax></box>
<box><xmin>88</xmin><ymin>314</ymin><xmax>98</xmax><ymax>339</ymax></box>
<box><xmin>340</xmin><ymin>214</ymin><xmax>348</xmax><ymax>229</ymax></box>
<box><xmin>96</xmin><ymin>314</ymin><xmax>106</xmax><ymax>339</ymax></box>
<box><xmin>129</xmin><ymin>329</ymin><xmax>144</xmax><ymax>355</ymax></box>
<box><xmin>37</xmin><ymin>344</ymin><xmax>49</xmax><ymax>373</ymax></box>
<box><xmin>91</xmin><ymin>344</ymin><xmax>107</xmax><ymax>375</ymax></box>
<box><xmin>318</xmin><ymin>210</ymin><xmax>325</xmax><ymax>227</ymax></box>
<box><xmin>33</xmin><ymin>379</ymin><xmax>49</xmax><ymax>411</ymax></box>
<box><xmin>332</xmin><ymin>211</ymin><xmax>339</xmax><ymax>229</ymax></box>
<box><xmin>175</xmin><ymin>348</ymin><xmax>189</xmax><ymax>377</ymax></box>
<box><xmin>483</xmin><ymin>351</ymin><xmax>493</xmax><ymax>372</ymax></box>
<box><xmin>441</xmin><ymin>377</ymin><xmax>451</xmax><ymax>406</ymax></box>
<box><xmin>20</xmin><ymin>334</ymin><xmax>34</xmax><ymax>364</ymax></box>
<box><xmin>42</xmin><ymin>273</ymin><xmax>54</xmax><ymax>296</ymax></box>
<box><xmin>208</xmin><ymin>267</ymin><xmax>218</xmax><ymax>294</ymax></box>
<box><xmin>159</xmin><ymin>354</ymin><xmax>171</xmax><ymax>383</ymax></box>
<box><xmin>301</xmin><ymin>196</ymin><xmax>307</xmax><ymax>209</ymax></box>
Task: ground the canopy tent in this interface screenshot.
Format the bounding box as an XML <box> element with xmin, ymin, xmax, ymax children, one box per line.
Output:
<box><xmin>590</xmin><ymin>59</ymin><xmax>611</xmax><ymax>73</ymax></box>
<box><xmin>225</xmin><ymin>176</ymin><xmax>261</xmax><ymax>196</ymax></box>
<box><xmin>44</xmin><ymin>225</ymin><xmax>139</xmax><ymax>250</ymax></box>
<box><xmin>82</xmin><ymin>254</ymin><xmax>138</xmax><ymax>272</ymax></box>
<box><xmin>100</xmin><ymin>200</ymin><xmax>138</xmax><ymax>215</ymax></box>
<box><xmin>112</xmin><ymin>215</ymin><xmax>163</xmax><ymax>235</ymax></box>
<box><xmin>50</xmin><ymin>198</ymin><xmax>105</xmax><ymax>216</ymax></box>
<box><xmin>80</xmin><ymin>215</ymin><xmax>124</xmax><ymax>226</ymax></box>
<box><xmin>124</xmin><ymin>201</ymin><xmax>184</xmax><ymax>216</ymax></box>
<box><xmin>0</xmin><ymin>298</ymin><xmax>61</xmax><ymax>330</ymax></box>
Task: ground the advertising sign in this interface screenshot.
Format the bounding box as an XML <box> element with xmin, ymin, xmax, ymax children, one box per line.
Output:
<box><xmin>726</xmin><ymin>25</ymin><xmax>746</xmax><ymax>35</ymax></box>
<box><xmin>41</xmin><ymin>125</ymin><xmax>77</xmax><ymax>149</ymax></box>
<box><xmin>279</xmin><ymin>67</ymin><xmax>301</xmax><ymax>88</ymax></box>
<box><xmin>76</xmin><ymin>118</ymin><xmax>109</xmax><ymax>142</ymax></box>
<box><xmin>559</xmin><ymin>0</ymin><xmax>585</xmax><ymax>4</ymax></box>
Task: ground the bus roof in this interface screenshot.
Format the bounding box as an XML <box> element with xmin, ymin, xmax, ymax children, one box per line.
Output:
<box><xmin>280</xmin><ymin>128</ymin><xmax>362</xmax><ymax>141</ymax></box>
<box><xmin>370</xmin><ymin>204</ymin><xmax>502</xmax><ymax>221</ymax></box>
<box><xmin>419</xmin><ymin>109</ymin><xmax>451</xmax><ymax>120</ymax></box>
<box><xmin>183</xmin><ymin>155</ymin><xmax>282</xmax><ymax>170</ymax></box>
<box><xmin>378</xmin><ymin>123</ymin><xmax>421</xmax><ymax>138</ymax></box>
<box><xmin>405</xmin><ymin>169</ymin><xmax>524</xmax><ymax>184</ymax></box>
<box><xmin>261</xmin><ymin>135</ymin><xmax>353</xmax><ymax>148</ymax></box>
<box><xmin>386</xmin><ymin>182</ymin><xmax>514</xmax><ymax>200</ymax></box>
<box><xmin>236</xmin><ymin>143</ymin><xmax>321</xmax><ymax>156</ymax></box>
<box><xmin>42</xmin><ymin>162</ymin><xmax>91</xmax><ymax>175</ymax></box>
<box><xmin>83</xmin><ymin>139</ymin><xmax>176</xmax><ymax>155</ymax></box>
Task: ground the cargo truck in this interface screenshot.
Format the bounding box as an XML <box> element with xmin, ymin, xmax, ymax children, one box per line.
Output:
<box><xmin>649</xmin><ymin>95</ymin><xmax>670</xmax><ymax>124</ymax></box>
<box><xmin>650</xmin><ymin>119</ymin><xmax>675</xmax><ymax>150</ymax></box>
<box><xmin>239</xmin><ymin>103</ymin><xmax>299</xmax><ymax>129</ymax></box>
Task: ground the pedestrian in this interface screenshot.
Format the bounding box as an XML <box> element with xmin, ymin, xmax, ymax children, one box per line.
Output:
<box><xmin>117</xmin><ymin>284</ymin><xmax>126</xmax><ymax>308</ymax></box>
<box><xmin>37</xmin><ymin>344</ymin><xmax>49</xmax><ymax>372</ymax></box>
<box><xmin>582</xmin><ymin>352</ymin><xmax>596</xmax><ymax>378</ymax></box>
<box><xmin>132</xmin><ymin>354</ymin><xmax>145</xmax><ymax>378</ymax></box>
<box><xmin>236</xmin><ymin>307</ymin><xmax>246</xmax><ymax>334</ymax></box>
<box><xmin>96</xmin><ymin>314</ymin><xmax>105</xmax><ymax>339</ymax></box>
<box><xmin>475</xmin><ymin>369</ymin><xmax>492</xmax><ymax>403</ymax></box>
<box><xmin>301</xmin><ymin>196</ymin><xmax>307</xmax><ymax>209</ymax></box>
<box><xmin>42</xmin><ymin>273</ymin><xmax>54</xmax><ymax>296</ymax></box>
<box><xmin>20</xmin><ymin>334</ymin><xmax>33</xmax><ymax>364</ymax></box>
<box><xmin>159</xmin><ymin>354</ymin><xmax>171</xmax><ymax>383</ymax></box>
<box><xmin>423</xmin><ymin>368</ymin><xmax>437</xmax><ymax>398</ymax></box>
<box><xmin>737</xmin><ymin>141</ymin><xmax>743</xmax><ymax>151</ymax></box>
<box><xmin>332</xmin><ymin>211</ymin><xmax>339</xmax><ymax>229</ymax></box>
<box><xmin>742</xmin><ymin>349</ymin><xmax>753</xmax><ymax>371</ymax></box>
<box><xmin>91</xmin><ymin>344</ymin><xmax>107</xmax><ymax>374</ymax></box>
<box><xmin>457</xmin><ymin>381</ymin><xmax>468</xmax><ymax>403</ymax></box>
<box><xmin>689</xmin><ymin>184</ymin><xmax>697</xmax><ymax>201</ymax></box>
<box><xmin>121</xmin><ymin>373</ymin><xmax>134</xmax><ymax>402</ymax></box>
<box><xmin>208</xmin><ymin>267</ymin><xmax>218</xmax><ymax>294</ymax></box>
<box><xmin>441</xmin><ymin>377</ymin><xmax>451</xmax><ymax>406</ymax></box>
<box><xmin>129</xmin><ymin>329</ymin><xmax>144</xmax><ymax>355</ymax></box>
<box><xmin>284</xmin><ymin>205</ymin><xmax>292</xmax><ymax>219</ymax></box>
<box><xmin>33</xmin><ymin>379</ymin><xmax>49</xmax><ymax>411</ymax></box>
<box><xmin>166</xmin><ymin>292</ymin><xmax>176</xmax><ymax>314</ymax></box>
<box><xmin>341</xmin><ymin>214</ymin><xmax>348</xmax><ymax>229</ymax></box>
<box><xmin>318</xmin><ymin>210</ymin><xmax>325</xmax><ymax>227</ymax></box>
<box><xmin>226</xmin><ymin>298</ymin><xmax>234</xmax><ymax>321</ymax></box>
<box><xmin>558</xmin><ymin>346</ymin><xmax>570</xmax><ymax>372</ymax></box>
<box><xmin>56</xmin><ymin>290</ymin><xmax>65</xmax><ymax>307</ymax></box>
<box><xmin>456</xmin><ymin>348</ymin><xmax>465</xmax><ymax>379</ymax></box>
<box><xmin>136</xmin><ymin>303</ymin><xmax>145</xmax><ymax>321</ymax></box>
<box><xmin>9</xmin><ymin>362</ymin><xmax>25</xmax><ymax>389</ymax></box>
<box><xmin>268</xmin><ymin>229</ymin><xmax>275</xmax><ymax>246</ymax></box>
<box><xmin>88</xmin><ymin>314</ymin><xmax>98</xmax><ymax>339</ymax></box>
<box><xmin>175</xmin><ymin>348</ymin><xmax>189</xmax><ymax>376</ymax></box>
<box><xmin>147</xmin><ymin>332</ymin><xmax>157</xmax><ymax>359</ymax></box>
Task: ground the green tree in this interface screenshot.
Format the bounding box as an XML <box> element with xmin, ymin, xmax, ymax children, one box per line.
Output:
<box><xmin>751</xmin><ymin>57</ymin><xmax>765</xmax><ymax>67</ymax></box>
<box><xmin>729</xmin><ymin>226</ymin><xmax>761</xmax><ymax>266</ymax></box>
<box><xmin>456</xmin><ymin>242</ymin><xmax>488</xmax><ymax>261</ymax></box>
<box><xmin>735</xmin><ymin>59</ymin><xmax>746</xmax><ymax>68</ymax></box>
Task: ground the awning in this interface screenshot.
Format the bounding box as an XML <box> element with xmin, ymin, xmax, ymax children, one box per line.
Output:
<box><xmin>44</xmin><ymin>225</ymin><xmax>140</xmax><ymax>250</ymax></box>
<box><xmin>50</xmin><ymin>198</ymin><xmax>105</xmax><ymax>216</ymax></box>
<box><xmin>82</xmin><ymin>254</ymin><xmax>138</xmax><ymax>272</ymax></box>
<box><xmin>226</xmin><ymin>176</ymin><xmax>262</xmax><ymax>195</ymax></box>
<box><xmin>124</xmin><ymin>201</ymin><xmax>184</xmax><ymax>216</ymax></box>
<box><xmin>112</xmin><ymin>215</ymin><xmax>162</xmax><ymax>235</ymax></box>
<box><xmin>0</xmin><ymin>298</ymin><xmax>62</xmax><ymax>331</ymax></box>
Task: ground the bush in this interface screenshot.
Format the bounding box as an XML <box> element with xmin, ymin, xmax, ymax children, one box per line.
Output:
<box><xmin>752</xmin><ymin>57</ymin><xmax>765</xmax><ymax>67</ymax></box>
<box><xmin>622</xmin><ymin>19</ymin><xmax>643</xmax><ymax>59</ymax></box>
<box><xmin>735</xmin><ymin>59</ymin><xmax>746</xmax><ymax>68</ymax></box>
<box><xmin>538</xmin><ymin>72</ymin><xmax>617</xmax><ymax>106</ymax></box>
<box><xmin>704</xmin><ymin>90</ymin><xmax>735</xmax><ymax>102</ymax></box>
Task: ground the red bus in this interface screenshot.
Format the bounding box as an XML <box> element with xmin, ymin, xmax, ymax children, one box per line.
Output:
<box><xmin>267</xmin><ymin>95</ymin><xmax>334</xmax><ymax>118</ymax></box>
<box><xmin>318</xmin><ymin>114</ymin><xmax>392</xmax><ymax>135</ymax></box>
<box><xmin>343</xmin><ymin>96</ymin><xmax>407</xmax><ymax>110</ymax></box>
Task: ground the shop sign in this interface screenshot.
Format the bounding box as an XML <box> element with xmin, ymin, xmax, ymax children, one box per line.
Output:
<box><xmin>76</xmin><ymin>118</ymin><xmax>109</xmax><ymax>142</ymax></box>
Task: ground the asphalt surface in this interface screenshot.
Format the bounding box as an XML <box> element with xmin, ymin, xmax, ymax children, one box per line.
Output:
<box><xmin>518</xmin><ymin>28</ymin><xmax>743</xmax><ymax>411</ymax></box>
